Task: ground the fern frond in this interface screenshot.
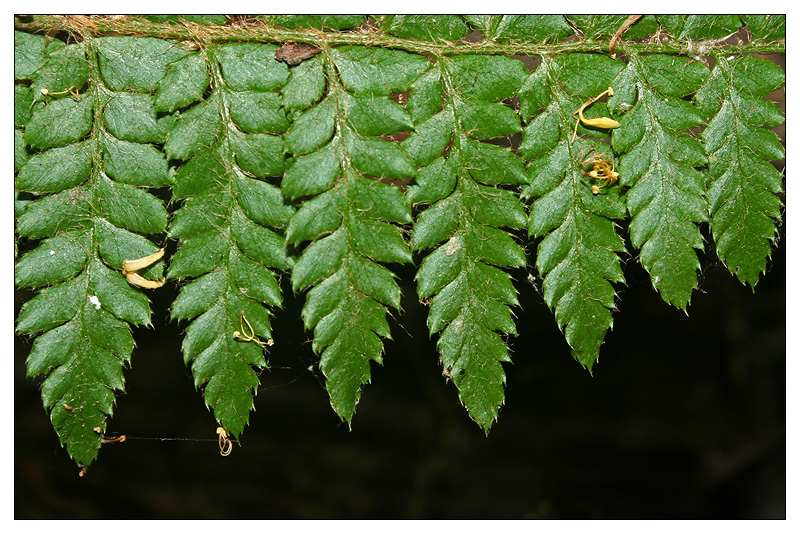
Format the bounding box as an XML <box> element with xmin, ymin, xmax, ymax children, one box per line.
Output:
<box><xmin>520</xmin><ymin>54</ymin><xmax>627</xmax><ymax>371</ymax></box>
<box><xmin>408</xmin><ymin>54</ymin><xmax>528</xmax><ymax>431</ymax></box>
<box><xmin>14</xmin><ymin>36</ymin><xmax>170</xmax><ymax>468</ymax></box>
<box><xmin>14</xmin><ymin>83</ymin><xmax>32</xmax><ymax>178</ymax></box>
<box><xmin>263</xmin><ymin>15</ymin><xmax>367</xmax><ymax>31</ymax></box>
<box><xmin>380</xmin><ymin>15</ymin><xmax>470</xmax><ymax>42</ymax></box>
<box><xmin>283</xmin><ymin>46</ymin><xmax>425</xmax><ymax>424</ymax></box>
<box><xmin>741</xmin><ymin>15</ymin><xmax>786</xmax><ymax>41</ymax></box>
<box><xmin>164</xmin><ymin>44</ymin><xmax>294</xmax><ymax>438</ymax></box>
<box><xmin>567</xmin><ymin>15</ymin><xmax>659</xmax><ymax>40</ymax></box>
<box><xmin>465</xmin><ymin>15</ymin><xmax>574</xmax><ymax>43</ymax></box>
<box><xmin>694</xmin><ymin>56</ymin><xmax>785</xmax><ymax>287</ymax></box>
<box><xmin>657</xmin><ymin>15</ymin><xmax>742</xmax><ymax>41</ymax></box>
<box><xmin>609</xmin><ymin>53</ymin><xmax>710</xmax><ymax>310</ymax></box>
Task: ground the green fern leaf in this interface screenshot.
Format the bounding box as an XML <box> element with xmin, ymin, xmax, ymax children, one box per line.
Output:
<box><xmin>95</xmin><ymin>36</ymin><xmax>187</xmax><ymax>92</ymax></box>
<box><xmin>265</xmin><ymin>15</ymin><xmax>366</xmax><ymax>31</ymax></box>
<box><xmin>331</xmin><ymin>46</ymin><xmax>430</xmax><ymax>96</ymax></box>
<box><xmin>15</xmin><ymin>37</ymin><xmax>170</xmax><ymax>468</ymax></box>
<box><xmin>24</xmin><ymin>94</ymin><xmax>94</xmax><ymax>150</ymax></box>
<box><xmin>657</xmin><ymin>15</ymin><xmax>742</xmax><ymax>41</ymax></box>
<box><xmin>475</xmin><ymin>15</ymin><xmax>574</xmax><ymax>43</ymax></box>
<box><xmin>102</xmin><ymin>136</ymin><xmax>170</xmax><ymax>187</ymax></box>
<box><xmin>15</xmin><ymin>143</ymin><xmax>93</xmax><ymax>194</ymax></box>
<box><xmin>742</xmin><ymin>15</ymin><xmax>785</xmax><ymax>41</ymax></box>
<box><xmin>568</xmin><ymin>15</ymin><xmax>659</xmax><ymax>40</ymax></box>
<box><xmin>381</xmin><ymin>15</ymin><xmax>470</xmax><ymax>42</ymax></box>
<box><xmin>283</xmin><ymin>46</ymin><xmax>420</xmax><ymax>425</ymax></box>
<box><xmin>166</xmin><ymin>44</ymin><xmax>293</xmax><ymax>438</ymax></box>
<box><xmin>15</xmin><ymin>187</ymin><xmax>92</xmax><ymax>239</ymax></box>
<box><xmin>409</xmin><ymin>54</ymin><xmax>528</xmax><ymax>430</ymax></box>
<box><xmin>140</xmin><ymin>15</ymin><xmax>229</xmax><ymax>25</ymax></box>
<box><xmin>20</xmin><ymin>280</ymin><xmax>135</xmax><ymax>465</ymax></box>
<box><xmin>15</xmin><ymin>29</ymin><xmax>56</xmax><ymax>79</ymax></box>
<box><xmin>164</xmin><ymin>98</ymin><xmax>224</xmax><ymax>160</ymax></box>
<box><xmin>216</xmin><ymin>43</ymin><xmax>289</xmax><ymax>92</ymax></box>
<box><xmin>30</xmin><ymin>43</ymin><xmax>90</xmax><ymax>98</ymax></box>
<box><xmin>609</xmin><ymin>53</ymin><xmax>710</xmax><ymax>310</ymax></box>
<box><xmin>281</xmin><ymin>55</ymin><xmax>326</xmax><ymax>112</ymax></box>
<box><xmin>520</xmin><ymin>54</ymin><xmax>627</xmax><ymax>370</ymax></box>
<box><xmin>104</xmin><ymin>93</ymin><xmax>170</xmax><ymax>144</ymax></box>
<box><xmin>694</xmin><ymin>56</ymin><xmax>785</xmax><ymax>286</ymax></box>
<box><xmin>154</xmin><ymin>52</ymin><xmax>209</xmax><ymax>113</ymax></box>
<box><xmin>15</xmin><ymin>232</ymin><xmax>91</xmax><ymax>288</ymax></box>
<box><xmin>15</xmin><ymin>83</ymin><xmax>33</xmax><ymax>127</ymax></box>
<box><xmin>227</xmin><ymin>89</ymin><xmax>291</xmax><ymax>133</ymax></box>
<box><xmin>14</xmin><ymin>130</ymin><xmax>28</xmax><ymax>176</ymax></box>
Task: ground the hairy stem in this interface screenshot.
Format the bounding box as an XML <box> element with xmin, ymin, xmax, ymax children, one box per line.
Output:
<box><xmin>16</xmin><ymin>15</ymin><xmax>786</xmax><ymax>57</ymax></box>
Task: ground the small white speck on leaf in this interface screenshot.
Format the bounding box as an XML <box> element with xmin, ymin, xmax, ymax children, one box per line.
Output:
<box><xmin>89</xmin><ymin>295</ymin><xmax>101</xmax><ymax>310</ymax></box>
<box><xmin>445</xmin><ymin>236</ymin><xmax>461</xmax><ymax>256</ymax></box>
<box><xmin>49</xmin><ymin>250</ymin><xmax>55</xmax><ymax>255</ymax></box>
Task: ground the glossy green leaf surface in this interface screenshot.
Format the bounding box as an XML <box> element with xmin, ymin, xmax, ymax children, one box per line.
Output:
<box><xmin>266</xmin><ymin>15</ymin><xmax>366</xmax><ymax>31</ymax></box>
<box><xmin>694</xmin><ymin>56</ymin><xmax>785</xmax><ymax>286</ymax></box>
<box><xmin>742</xmin><ymin>15</ymin><xmax>785</xmax><ymax>41</ymax></box>
<box><xmin>610</xmin><ymin>53</ymin><xmax>709</xmax><ymax>310</ymax></box>
<box><xmin>479</xmin><ymin>15</ymin><xmax>574</xmax><ymax>43</ymax></box>
<box><xmin>14</xmin><ymin>37</ymin><xmax>168</xmax><ymax>468</ymax></box>
<box><xmin>658</xmin><ymin>15</ymin><xmax>741</xmax><ymax>40</ymax></box>
<box><xmin>166</xmin><ymin>44</ymin><xmax>293</xmax><ymax>437</ymax></box>
<box><xmin>96</xmin><ymin>36</ymin><xmax>187</xmax><ymax>92</ymax></box>
<box><xmin>282</xmin><ymin>48</ymin><xmax>416</xmax><ymax>424</ymax></box>
<box><xmin>382</xmin><ymin>15</ymin><xmax>470</xmax><ymax>42</ymax></box>
<box><xmin>410</xmin><ymin>55</ymin><xmax>528</xmax><ymax>430</ymax></box>
<box><xmin>520</xmin><ymin>55</ymin><xmax>627</xmax><ymax>370</ymax></box>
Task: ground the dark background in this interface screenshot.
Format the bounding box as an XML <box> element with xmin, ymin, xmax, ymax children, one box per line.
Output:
<box><xmin>15</xmin><ymin>221</ymin><xmax>785</xmax><ymax>519</ymax></box>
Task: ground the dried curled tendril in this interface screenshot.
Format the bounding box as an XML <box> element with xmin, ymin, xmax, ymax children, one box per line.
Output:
<box><xmin>233</xmin><ymin>311</ymin><xmax>274</xmax><ymax>346</ymax></box>
<box><xmin>40</xmin><ymin>85</ymin><xmax>82</xmax><ymax>100</ymax></box>
<box><xmin>217</xmin><ymin>427</ymin><xmax>233</xmax><ymax>456</ymax></box>
<box><xmin>93</xmin><ymin>426</ymin><xmax>127</xmax><ymax>444</ymax></box>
